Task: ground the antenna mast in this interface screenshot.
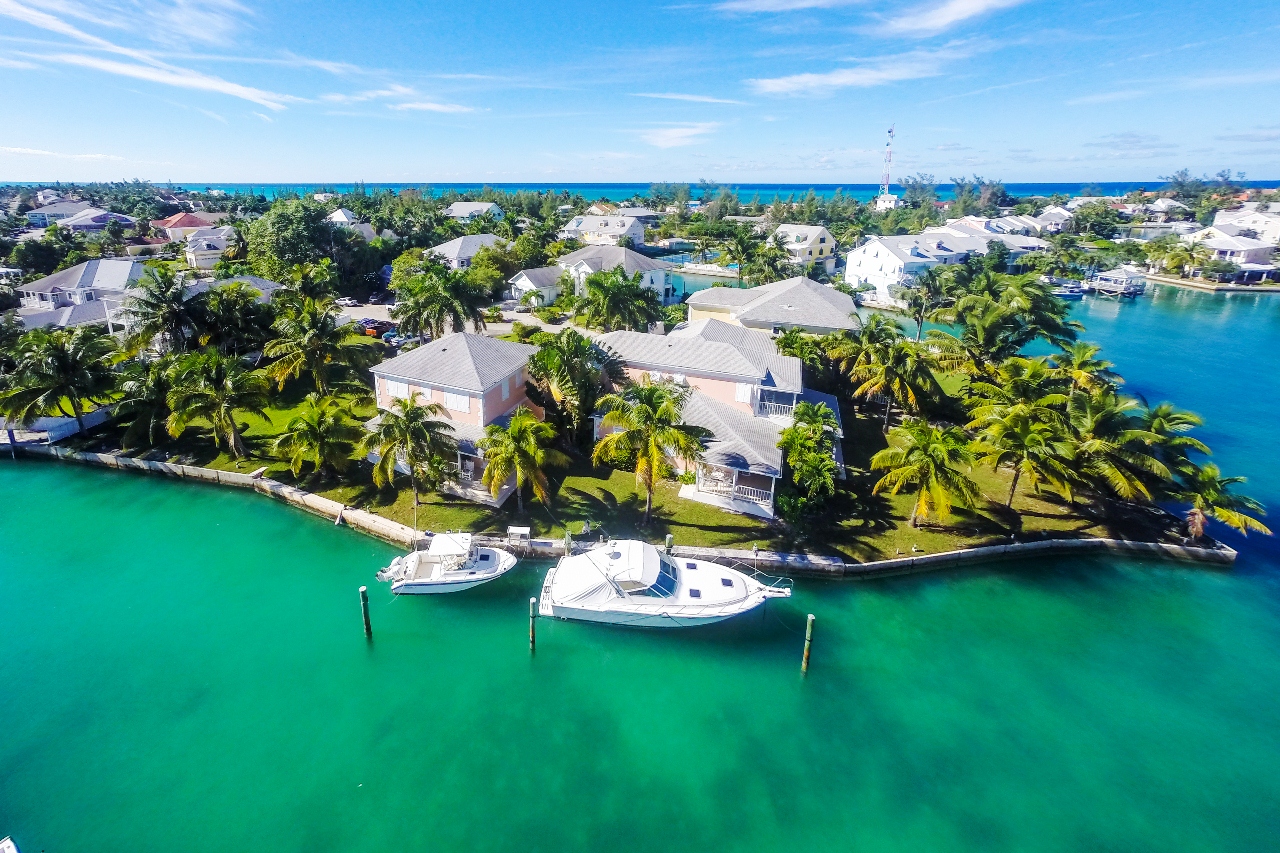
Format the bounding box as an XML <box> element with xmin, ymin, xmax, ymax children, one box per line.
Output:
<box><xmin>879</xmin><ymin>125</ymin><xmax>895</xmax><ymax>198</ymax></box>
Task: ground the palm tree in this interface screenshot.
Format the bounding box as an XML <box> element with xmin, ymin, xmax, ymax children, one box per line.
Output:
<box><xmin>747</xmin><ymin>234</ymin><xmax>793</xmax><ymax>284</ymax></box>
<box><xmin>693</xmin><ymin>236</ymin><xmax>715</xmax><ymax>263</ymax></box>
<box><xmin>270</xmin><ymin>394</ymin><xmax>363</xmax><ymax>479</ymax></box>
<box><xmin>718</xmin><ymin>232</ymin><xmax>757</xmax><ymax>272</ymax></box>
<box><xmin>1165</xmin><ymin>242</ymin><xmax>1211</xmax><ymax>278</ymax></box>
<box><xmin>477</xmin><ymin>406</ymin><xmax>570</xmax><ymax>513</ymax></box>
<box><xmin>1179</xmin><ymin>462</ymin><xmax>1271</xmax><ymax>540</ymax></box>
<box><xmin>775</xmin><ymin>328</ymin><xmax>824</xmax><ymax>367</ymax></box>
<box><xmin>287</xmin><ymin>259</ymin><xmax>338</xmax><ymax>299</ymax></box>
<box><xmin>116</xmin><ymin>356</ymin><xmax>174</xmax><ymax>449</ymax></box>
<box><xmin>0</xmin><ymin>326</ymin><xmax>117</xmax><ymax>435</ymax></box>
<box><xmin>392</xmin><ymin>269</ymin><xmax>488</xmax><ymax>339</ymax></box>
<box><xmin>123</xmin><ymin>266</ymin><xmax>195</xmax><ymax>354</ymax></box>
<box><xmin>871</xmin><ymin>418</ymin><xmax>981</xmax><ymax>527</ymax></box>
<box><xmin>972</xmin><ymin>409</ymin><xmax>1072</xmax><ymax>507</ymax></box>
<box><xmin>264</xmin><ymin>298</ymin><xmax>375</xmax><ymax>395</ymax></box>
<box><xmin>966</xmin><ymin>357</ymin><xmax>1069</xmax><ymax>426</ymax></box>
<box><xmin>1063</xmin><ymin>389</ymin><xmax>1168</xmax><ymax>501</ymax></box>
<box><xmin>851</xmin><ymin>339</ymin><xmax>943</xmax><ymax>432</ymax></box>
<box><xmin>167</xmin><ymin>349</ymin><xmax>271</xmax><ymax>459</ymax></box>
<box><xmin>360</xmin><ymin>394</ymin><xmax>457</xmax><ymax>532</ymax></box>
<box><xmin>593</xmin><ymin>380</ymin><xmax>708</xmax><ymax>523</ymax></box>
<box><xmin>1051</xmin><ymin>342</ymin><xmax>1120</xmax><ymax>392</ymax></box>
<box><xmin>1139</xmin><ymin>400</ymin><xmax>1209</xmax><ymax>479</ymax></box>
<box><xmin>571</xmin><ymin>267</ymin><xmax>663</xmax><ymax>332</ymax></box>
<box><xmin>527</xmin><ymin>328</ymin><xmax>624</xmax><ymax>446</ymax></box>
<box><xmin>900</xmin><ymin>267</ymin><xmax>949</xmax><ymax>341</ymax></box>
<box><xmin>192</xmin><ymin>280</ymin><xmax>275</xmax><ymax>357</ymax></box>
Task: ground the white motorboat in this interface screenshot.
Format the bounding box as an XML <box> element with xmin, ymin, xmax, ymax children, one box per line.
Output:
<box><xmin>538</xmin><ymin>539</ymin><xmax>791</xmax><ymax>628</ymax></box>
<box><xmin>2</xmin><ymin>836</ymin><xmax>20</xmax><ymax>853</ymax></box>
<box><xmin>376</xmin><ymin>532</ymin><xmax>518</xmax><ymax>594</ymax></box>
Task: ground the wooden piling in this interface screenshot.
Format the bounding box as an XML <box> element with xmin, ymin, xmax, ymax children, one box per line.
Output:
<box><xmin>529</xmin><ymin>597</ymin><xmax>537</xmax><ymax>652</ymax></box>
<box><xmin>801</xmin><ymin>614</ymin><xmax>815</xmax><ymax>674</ymax></box>
<box><xmin>360</xmin><ymin>586</ymin><xmax>372</xmax><ymax>638</ymax></box>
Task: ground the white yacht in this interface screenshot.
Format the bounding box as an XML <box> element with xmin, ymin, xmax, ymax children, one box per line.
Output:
<box><xmin>376</xmin><ymin>532</ymin><xmax>518</xmax><ymax>594</ymax></box>
<box><xmin>538</xmin><ymin>539</ymin><xmax>791</xmax><ymax>628</ymax></box>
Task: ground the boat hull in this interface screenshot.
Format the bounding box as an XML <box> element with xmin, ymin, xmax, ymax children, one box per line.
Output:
<box><xmin>543</xmin><ymin>600</ymin><xmax>769</xmax><ymax>628</ymax></box>
<box><xmin>383</xmin><ymin>547</ymin><xmax>518</xmax><ymax>594</ymax></box>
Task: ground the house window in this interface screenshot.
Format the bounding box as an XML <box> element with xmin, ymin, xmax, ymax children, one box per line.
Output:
<box><xmin>385</xmin><ymin>380</ymin><xmax>408</xmax><ymax>400</ymax></box>
<box><xmin>444</xmin><ymin>392</ymin><xmax>471</xmax><ymax>412</ymax></box>
<box><xmin>501</xmin><ymin>376</ymin><xmax>510</xmax><ymax>400</ymax></box>
<box><xmin>735</xmin><ymin>383</ymin><xmax>753</xmax><ymax>403</ymax></box>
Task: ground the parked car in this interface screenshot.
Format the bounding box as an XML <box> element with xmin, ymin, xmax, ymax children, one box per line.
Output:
<box><xmin>388</xmin><ymin>335</ymin><xmax>409</xmax><ymax>347</ymax></box>
<box><xmin>367</xmin><ymin>291</ymin><xmax>388</xmax><ymax>305</ymax></box>
<box><xmin>335</xmin><ymin>297</ymin><xmax>359</xmax><ymax>307</ymax></box>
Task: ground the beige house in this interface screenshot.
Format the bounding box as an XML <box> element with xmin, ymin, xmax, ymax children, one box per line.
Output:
<box><xmin>368</xmin><ymin>334</ymin><xmax>540</xmax><ymax>507</ymax></box>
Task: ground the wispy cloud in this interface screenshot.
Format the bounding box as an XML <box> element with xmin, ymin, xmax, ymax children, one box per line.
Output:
<box><xmin>45</xmin><ymin>52</ymin><xmax>296</xmax><ymax>109</ymax></box>
<box><xmin>0</xmin><ymin>0</ymin><xmax>298</xmax><ymax>108</ymax></box>
<box><xmin>1216</xmin><ymin>125</ymin><xmax>1280</xmax><ymax>143</ymax></box>
<box><xmin>632</xmin><ymin>91</ymin><xmax>746</xmax><ymax>104</ymax></box>
<box><xmin>321</xmin><ymin>84</ymin><xmax>414</xmax><ymax>103</ymax></box>
<box><xmin>1182</xmin><ymin>68</ymin><xmax>1280</xmax><ymax>89</ymax></box>
<box><xmin>388</xmin><ymin>101</ymin><xmax>475</xmax><ymax>113</ymax></box>
<box><xmin>0</xmin><ymin>55</ymin><xmax>36</xmax><ymax>68</ymax></box>
<box><xmin>640</xmin><ymin>122</ymin><xmax>719</xmax><ymax>148</ymax></box>
<box><xmin>253</xmin><ymin>111</ymin><xmax>273</xmax><ymax>122</ymax></box>
<box><xmin>881</xmin><ymin>0</ymin><xmax>1029</xmax><ymax>36</ymax></box>
<box><xmin>1066</xmin><ymin>89</ymin><xmax>1147</xmax><ymax>105</ymax></box>
<box><xmin>749</xmin><ymin>43</ymin><xmax>975</xmax><ymax>95</ymax></box>
<box><xmin>1082</xmin><ymin>132</ymin><xmax>1177</xmax><ymax>159</ymax></box>
<box><xmin>0</xmin><ymin>145</ymin><xmax>123</xmax><ymax>160</ymax></box>
<box><xmin>197</xmin><ymin>108</ymin><xmax>227</xmax><ymax>123</ymax></box>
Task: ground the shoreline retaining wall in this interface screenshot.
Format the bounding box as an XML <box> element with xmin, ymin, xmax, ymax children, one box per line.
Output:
<box><xmin>10</xmin><ymin>445</ymin><xmax>1237</xmax><ymax>576</ymax></box>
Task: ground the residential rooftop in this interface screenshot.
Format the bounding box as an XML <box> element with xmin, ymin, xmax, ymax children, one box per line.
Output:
<box><xmin>371</xmin><ymin>332</ymin><xmax>535</xmax><ymax>393</ymax></box>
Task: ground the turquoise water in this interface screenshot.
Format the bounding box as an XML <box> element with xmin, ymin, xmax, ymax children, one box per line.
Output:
<box><xmin>3</xmin><ymin>284</ymin><xmax>1280</xmax><ymax>851</ymax></box>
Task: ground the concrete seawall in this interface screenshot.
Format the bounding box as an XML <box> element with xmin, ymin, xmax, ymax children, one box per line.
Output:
<box><xmin>10</xmin><ymin>445</ymin><xmax>1237</xmax><ymax>576</ymax></box>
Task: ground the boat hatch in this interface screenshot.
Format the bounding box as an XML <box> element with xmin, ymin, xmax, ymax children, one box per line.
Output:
<box><xmin>689</xmin><ymin>589</ymin><xmax>701</xmax><ymax>598</ymax></box>
<box><xmin>721</xmin><ymin>578</ymin><xmax>733</xmax><ymax>586</ymax></box>
<box><xmin>479</xmin><ymin>553</ymin><xmax>491</xmax><ymax>562</ymax></box>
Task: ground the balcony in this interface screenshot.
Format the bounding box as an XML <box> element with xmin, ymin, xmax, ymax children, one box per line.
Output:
<box><xmin>757</xmin><ymin>400</ymin><xmax>794</xmax><ymax>418</ymax></box>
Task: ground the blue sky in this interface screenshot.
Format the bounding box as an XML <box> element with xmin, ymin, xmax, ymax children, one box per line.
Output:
<box><xmin>1</xmin><ymin>0</ymin><xmax>1278</xmax><ymax>184</ymax></box>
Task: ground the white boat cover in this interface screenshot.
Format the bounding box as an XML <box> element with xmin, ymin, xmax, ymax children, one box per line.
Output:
<box><xmin>427</xmin><ymin>532</ymin><xmax>472</xmax><ymax>557</ymax></box>
<box><xmin>551</xmin><ymin>541</ymin><xmax>663</xmax><ymax>605</ymax></box>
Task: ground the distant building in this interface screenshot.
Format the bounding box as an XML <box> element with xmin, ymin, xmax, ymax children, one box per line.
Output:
<box><xmin>771</xmin><ymin>224</ymin><xmax>837</xmax><ymax>274</ymax></box>
<box><xmin>184</xmin><ymin>226</ymin><xmax>238</xmax><ymax>269</ymax></box>
<box><xmin>428</xmin><ymin>234</ymin><xmax>502</xmax><ymax>270</ymax></box>
<box><xmin>507</xmin><ymin>266</ymin><xmax>566</xmax><ymax>305</ymax></box>
<box><xmin>559</xmin><ymin>214</ymin><xmax>647</xmax><ymax>247</ymax></box>
<box><xmin>555</xmin><ymin>245</ymin><xmax>676</xmax><ymax>303</ymax></box>
<box><xmin>444</xmin><ymin>202</ymin><xmax>504</xmax><ymax>221</ymax></box>
<box><xmin>15</xmin><ymin>259</ymin><xmax>147</xmax><ymax>329</ymax></box>
<box><xmin>150</xmin><ymin>211</ymin><xmax>228</xmax><ymax>241</ymax></box>
<box><xmin>1213</xmin><ymin>204</ymin><xmax>1280</xmax><ymax>246</ymax></box>
<box><xmin>58</xmin><ymin>208</ymin><xmax>136</xmax><ymax>233</ymax></box>
<box><xmin>26</xmin><ymin>200</ymin><xmax>93</xmax><ymax>227</ymax></box>
<box><xmin>325</xmin><ymin>208</ymin><xmax>398</xmax><ymax>242</ymax></box>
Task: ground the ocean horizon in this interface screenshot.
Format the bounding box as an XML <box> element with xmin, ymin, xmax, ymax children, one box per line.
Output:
<box><xmin>8</xmin><ymin>180</ymin><xmax>1280</xmax><ymax>202</ymax></box>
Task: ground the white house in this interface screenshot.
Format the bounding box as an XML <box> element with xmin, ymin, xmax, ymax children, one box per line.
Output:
<box><xmin>507</xmin><ymin>266</ymin><xmax>566</xmax><ymax>305</ymax></box>
<box><xmin>25</xmin><ymin>200</ymin><xmax>93</xmax><ymax>227</ymax></box>
<box><xmin>15</xmin><ymin>259</ymin><xmax>147</xmax><ymax>329</ymax></box>
<box><xmin>445</xmin><ymin>202</ymin><xmax>504</xmax><ymax>221</ymax></box>
<box><xmin>685</xmin><ymin>276</ymin><xmax>859</xmax><ymax>335</ymax></box>
<box><xmin>428</xmin><ymin>234</ymin><xmax>502</xmax><ymax>270</ymax></box>
<box><xmin>326</xmin><ymin>208</ymin><xmax>398</xmax><ymax>242</ymax></box>
<box><xmin>1188</xmin><ymin>229</ymin><xmax>1276</xmax><ymax>267</ymax></box>
<box><xmin>326</xmin><ymin>208</ymin><xmax>361</xmax><ymax>227</ymax></box>
<box><xmin>1213</xmin><ymin>204</ymin><xmax>1280</xmax><ymax>246</ymax></box>
<box><xmin>554</xmin><ymin>245</ymin><xmax>677</xmax><ymax>303</ymax></box>
<box><xmin>559</xmin><ymin>215</ymin><xmax>647</xmax><ymax>247</ymax></box>
<box><xmin>35</xmin><ymin>189</ymin><xmax>63</xmax><ymax>206</ymax></box>
<box><xmin>771</xmin><ymin>224</ymin><xmax>837</xmax><ymax>274</ymax></box>
<box><xmin>184</xmin><ymin>226</ymin><xmax>237</xmax><ymax>269</ymax></box>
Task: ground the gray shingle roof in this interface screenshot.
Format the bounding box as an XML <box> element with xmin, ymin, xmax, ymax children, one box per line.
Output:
<box><xmin>557</xmin><ymin>245</ymin><xmax>674</xmax><ymax>276</ymax></box>
<box><xmin>510</xmin><ymin>266</ymin><xmax>564</xmax><ymax>288</ymax></box>
<box><xmin>371</xmin><ymin>332</ymin><xmax>535</xmax><ymax>392</ymax></box>
<box><xmin>598</xmin><ymin>318</ymin><xmax>802</xmax><ymax>391</ymax></box>
<box><xmin>683</xmin><ymin>391</ymin><xmax>783</xmax><ymax>477</ymax></box>
<box><xmin>17</xmin><ymin>259</ymin><xmax>147</xmax><ymax>294</ymax></box>
<box><xmin>18</xmin><ymin>299</ymin><xmax>110</xmax><ymax>329</ymax></box>
<box><xmin>686</xmin><ymin>276</ymin><xmax>859</xmax><ymax>332</ymax></box>
<box><xmin>429</xmin><ymin>234</ymin><xmax>501</xmax><ymax>262</ymax></box>
<box><xmin>29</xmin><ymin>200</ymin><xmax>93</xmax><ymax>216</ymax></box>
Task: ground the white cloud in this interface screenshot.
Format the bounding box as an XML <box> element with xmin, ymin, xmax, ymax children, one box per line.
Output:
<box><xmin>45</xmin><ymin>52</ymin><xmax>296</xmax><ymax>109</ymax></box>
<box><xmin>632</xmin><ymin>92</ymin><xmax>746</xmax><ymax>104</ymax></box>
<box><xmin>881</xmin><ymin>0</ymin><xmax>1029</xmax><ymax>36</ymax></box>
<box><xmin>0</xmin><ymin>56</ymin><xmax>36</xmax><ymax>68</ymax></box>
<box><xmin>321</xmin><ymin>85</ymin><xmax>414</xmax><ymax>103</ymax></box>
<box><xmin>141</xmin><ymin>0</ymin><xmax>249</xmax><ymax>45</ymax></box>
<box><xmin>198</xmin><ymin>108</ymin><xmax>227</xmax><ymax>123</ymax></box>
<box><xmin>749</xmin><ymin>44</ymin><xmax>974</xmax><ymax>95</ymax></box>
<box><xmin>0</xmin><ymin>145</ymin><xmax>123</xmax><ymax>160</ymax></box>
<box><xmin>1216</xmin><ymin>126</ymin><xmax>1280</xmax><ymax>143</ymax></box>
<box><xmin>1066</xmin><ymin>89</ymin><xmax>1146</xmax><ymax>105</ymax></box>
<box><xmin>640</xmin><ymin>122</ymin><xmax>719</xmax><ymax>148</ymax></box>
<box><xmin>253</xmin><ymin>111</ymin><xmax>273</xmax><ymax>122</ymax></box>
<box><xmin>388</xmin><ymin>101</ymin><xmax>475</xmax><ymax>113</ymax></box>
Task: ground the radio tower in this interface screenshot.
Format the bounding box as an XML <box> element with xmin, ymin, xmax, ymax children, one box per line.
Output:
<box><xmin>876</xmin><ymin>125</ymin><xmax>899</xmax><ymax>210</ymax></box>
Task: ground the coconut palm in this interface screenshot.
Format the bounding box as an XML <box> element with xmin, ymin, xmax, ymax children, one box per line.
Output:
<box><xmin>0</xmin><ymin>326</ymin><xmax>117</xmax><ymax>435</ymax></box>
<box><xmin>1051</xmin><ymin>342</ymin><xmax>1121</xmax><ymax>392</ymax></box>
<box><xmin>116</xmin><ymin>356</ymin><xmax>174</xmax><ymax>449</ymax></box>
<box><xmin>900</xmin><ymin>267</ymin><xmax>949</xmax><ymax>341</ymax></box>
<box><xmin>1139</xmin><ymin>400</ymin><xmax>1210</xmax><ymax>478</ymax></box>
<box><xmin>1179</xmin><ymin>462</ymin><xmax>1271</xmax><ymax>539</ymax></box>
<box><xmin>1164</xmin><ymin>242</ymin><xmax>1211</xmax><ymax>278</ymax></box>
<box><xmin>971</xmin><ymin>409</ymin><xmax>1073</xmax><ymax>507</ymax></box>
<box><xmin>718</xmin><ymin>232</ymin><xmax>757</xmax><ymax>271</ymax></box>
<box><xmin>851</xmin><ymin>339</ymin><xmax>943</xmax><ymax>432</ymax></box>
<box><xmin>271</xmin><ymin>394</ymin><xmax>363</xmax><ymax>479</ymax></box>
<box><xmin>391</xmin><ymin>269</ymin><xmax>488</xmax><ymax>339</ymax></box>
<box><xmin>192</xmin><ymin>280</ymin><xmax>275</xmax><ymax>356</ymax></box>
<box><xmin>927</xmin><ymin>300</ymin><xmax>1030</xmax><ymax>378</ymax></box>
<box><xmin>593</xmin><ymin>379</ymin><xmax>708</xmax><ymax>523</ymax></box>
<box><xmin>966</xmin><ymin>357</ymin><xmax>1069</xmax><ymax>426</ymax></box>
<box><xmin>774</xmin><ymin>328</ymin><xmax>824</xmax><ymax>367</ymax></box>
<box><xmin>693</xmin><ymin>236</ymin><xmax>715</xmax><ymax>263</ymax></box>
<box><xmin>264</xmin><ymin>298</ymin><xmax>375</xmax><ymax>395</ymax></box>
<box><xmin>360</xmin><ymin>394</ymin><xmax>457</xmax><ymax>532</ymax></box>
<box><xmin>527</xmin><ymin>328</ymin><xmax>625</xmax><ymax>446</ymax></box>
<box><xmin>1063</xmin><ymin>389</ymin><xmax>1168</xmax><ymax>501</ymax></box>
<box><xmin>123</xmin><ymin>266</ymin><xmax>196</xmax><ymax>354</ymax></box>
<box><xmin>747</xmin><ymin>233</ymin><xmax>794</xmax><ymax>284</ymax></box>
<box><xmin>871</xmin><ymin>418</ymin><xmax>981</xmax><ymax>527</ymax></box>
<box><xmin>166</xmin><ymin>349</ymin><xmax>271</xmax><ymax>459</ymax></box>
<box><xmin>571</xmin><ymin>267</ymin><xmax>663</xmax><ymax>332</ymax></box>
<box><xmin>477</xmin><ymin>406</ymin><xmax>570</xmax><ymax>513</ymax></box>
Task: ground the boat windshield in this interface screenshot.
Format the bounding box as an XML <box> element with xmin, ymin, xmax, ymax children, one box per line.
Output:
<box><xmin>637</xmin><ymin>556</ymin><xmax>679</xmax><ymax>598</ymax></box>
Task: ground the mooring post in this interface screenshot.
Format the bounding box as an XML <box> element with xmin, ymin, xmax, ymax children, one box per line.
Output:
<box><xmin>529</xmin><ymin>597</ymin><xmax>537</xmax><ymax>652</ymax></box>
<box><xmin>664</xmin><ymin>533</ymin><xmax>673</xmax><ymax>552</ymax></box>
<box><xmin>801</xmin><ymin>613</ymin><xmax>815</xmax><ymax>674</ymax></box>
<box><xmin>360</xmin><ymin>586</ymin><xmax>372</xmax><ymax>638</ymax></box>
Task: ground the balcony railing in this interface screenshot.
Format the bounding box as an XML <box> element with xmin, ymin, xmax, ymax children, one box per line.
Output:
<box><xmin>696</xmin><ymin>476</ymin><xmax>773</xmax><ymax>505</ymax></box>
<box><xmin>758</xmin><ymin>400</ymin><xmax>794</xmax><ymax>417</ymax></box>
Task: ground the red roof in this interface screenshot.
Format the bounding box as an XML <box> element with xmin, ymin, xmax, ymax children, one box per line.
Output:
<box><xmin>150</xmin><ymin>211</ymin><xmax>225</xmax><ymax>229</ymax></box>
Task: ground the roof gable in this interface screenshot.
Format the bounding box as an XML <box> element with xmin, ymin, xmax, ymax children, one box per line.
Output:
<box><xmin>371</xmin><ymin>332</ymin><xmax>535</xmax><ymax>392</ymax></box>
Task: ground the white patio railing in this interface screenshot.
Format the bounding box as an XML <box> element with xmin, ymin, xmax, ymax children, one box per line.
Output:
<box><xmin>758</xmin><ymin>400</ymin><xmax>794</xmax><ymax>417</ymax></box>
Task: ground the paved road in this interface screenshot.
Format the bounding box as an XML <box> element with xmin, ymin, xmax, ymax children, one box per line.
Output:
<box><xmin>340</xmin><ymin>305</ymin><xmax>594</xmax><ymax>339</ymax></box>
